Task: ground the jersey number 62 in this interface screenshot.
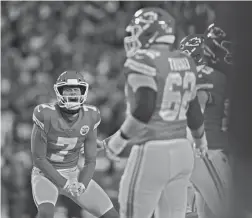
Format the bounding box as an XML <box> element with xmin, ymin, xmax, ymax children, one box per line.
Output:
<box><xmin>159</xmin><ymin>71</ymin><xmax>196</xmax><ymax>121</ymax></box>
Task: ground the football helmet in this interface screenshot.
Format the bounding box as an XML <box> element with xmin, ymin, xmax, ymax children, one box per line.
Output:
<box><xmin>179</xmin><ymin>34</ymin><xmax>206</xmax><ymax>69</ymax></box>
<box><xmin>204</xmin><ymin>23</ymin><xmax>232</xmax><ymax>65</ymax></box>
<box><xmin>124</xmin><ymin>7</ymin><xmax>176</xmax><ymax>57</ymax></box>
<box><xmin>54</xmin><ymin>71</ymin><xmax>89</xmax><ymax>111</ymax></box>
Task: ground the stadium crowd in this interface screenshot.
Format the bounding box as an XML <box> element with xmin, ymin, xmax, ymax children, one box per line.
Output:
<box><xmin>1</xmin><ymin>1</ymin><xmax>215</xmax><ymax>218</ymax></box>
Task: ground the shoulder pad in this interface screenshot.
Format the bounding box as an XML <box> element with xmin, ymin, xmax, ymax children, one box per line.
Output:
<box><xmin>83</xmin><ymin>104</ymin><xmax>99</xmax><ymax>112</ymax></box>
<box><xmin>196</xmin><ymin>66</ymin><xmax>214</xmax><ymax>90</ymax></box>
<box><xmin>179</xmin><ymin>50</ymin><xmax>192</xmax><ymax>59</ymax></box>
<box><xmin>32</xmin><ymin>103</ymin><xmax>56</xmax><ymax>131</ymax></box>
<box><xmin>83</xmin><ymin>105</ymin><xmax>101</xmax><ymax>130</ymax></box>
<box><xmin>124</xmin><ymin>50</ymin><xmax>157</xmax><ymax>77</ymax></box>
<box><xmin>135</xmin><ymin>49</ymin><xmax>161</xmax><ymax>60</ymax></box>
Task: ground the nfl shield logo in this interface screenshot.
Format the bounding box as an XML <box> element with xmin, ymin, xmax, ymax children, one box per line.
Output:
<box><xmin>80</xmin><ymin>125</ymin><xmax>89</xmax><ymax>136</ymax></box>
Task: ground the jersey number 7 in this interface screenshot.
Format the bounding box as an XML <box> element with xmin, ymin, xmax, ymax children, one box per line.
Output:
<box><xmin>159</xmin><ymin>71</ymin><xmax>196</xmax><ymax>121</ymax></box>
<box><xmin>50</xmin><ymin>137</ymin><xmax>79</xmax><ymax>162</ymax></box>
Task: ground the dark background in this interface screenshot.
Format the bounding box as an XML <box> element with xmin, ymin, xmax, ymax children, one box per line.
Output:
<box><xmin>218</xmin><ymin>2</ymin><xmax>252</xmax><ymax>218</ymax></box>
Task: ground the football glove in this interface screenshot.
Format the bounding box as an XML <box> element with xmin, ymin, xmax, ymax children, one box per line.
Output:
<box><xmin>194</xmin><ymin>132</ymin><xmax>208</xmax><ymax>158</ymax></box>
<box><xmin>63</xmin><ymin>179</ymin><xmax>78</xmax><ymax>196</ymax></box>
<box><xmin>63</xmin><ymin>180</ymin><xmax>85</xmax><ymax>197</ymax></box>
<box><xmin>106</xmin><ymin>131</ymin><xmax>128</xmax><ymax>156</ymax></box>
<box><xmin>97</xmin><ymin>138</ymin><xmax>121</xmax><ymax>162</ymax></box>
<box><xmin>75</xmin><ymin>182</ymin><xmax>86</xmax><ymax>197</ymax></box>
<box><xmin>105</xmin><ymin>146</ymin><xmax>121</xmax><ymax>162</ymax></box>
<box><xmin>96</xmin><ymin>139</ymin><xmax>105</xmax><ymax>153</ymax></box>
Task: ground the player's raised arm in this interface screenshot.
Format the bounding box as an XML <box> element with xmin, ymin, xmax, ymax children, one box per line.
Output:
<box><xmin>31</xmin><ymin>124</ymin><xmax>67</xmax><ymax>188</ymax></box>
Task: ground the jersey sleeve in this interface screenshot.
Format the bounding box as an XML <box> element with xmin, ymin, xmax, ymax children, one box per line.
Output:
<box><xmin>196</xmin><ymin>66</ymin><xmax>216</xmax><ymax>105</ymax></box>
<box><xmin>93</xmin><ymin>108</ymin><xmax>101</xmax><ymax>130</ymax></box>
<box><xmin>124</xmin><ymin>50</ymin><xmax>157</xmax><ymax>77</ymax></box>
<box><xmin>84</xmin><ymin>105</ymin><xmax>101</xmax><ymax>130</ymax></box>
<box><xmin>127</xmin><ymin>73</ymin><xmax>158</xmax><ymax>93</ymax></box>
<box><xmin>32</xmin><ymin>105</ymin><xmax>45</xmax><ymax>131</ymax></box>
<box><xmin>124</xmin><ymin>51</ymin><xmax>158</xmax><ymax>92</ymax></box>
<box><xmin>196</xmin><ymin>66</ymin><xmax>214</xmax><ymax>91</ymax></box>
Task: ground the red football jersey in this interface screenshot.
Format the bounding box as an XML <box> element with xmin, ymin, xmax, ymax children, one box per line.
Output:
<box><xmin>32</xmin><ymin>103</ymin><xmax>101</xmax><ymax>169</ymax></box>
<box><xmin>124</xmin><ymin>48</ymin><xmax>198</xmax><ymax>145</ymax></box>
<box><xmin>196</xmin><ymin>66</ymin><xmax>229</xmax><ymax>149</ymax></box>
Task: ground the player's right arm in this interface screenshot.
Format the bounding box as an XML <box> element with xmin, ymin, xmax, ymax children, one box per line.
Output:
<box><xmin>101</xmin><ymin>52</ymin><xmax>158</xmax><ymax>158</ymax></box>
<box><xmin>31</xmin><ymin>105</ymin><xmax>67</xmax><ymax>188</ymax></box>
<box><xmin>186</xmin><ymin>82</ymin><xmax>208</xmax><ymax>156</ymax></box>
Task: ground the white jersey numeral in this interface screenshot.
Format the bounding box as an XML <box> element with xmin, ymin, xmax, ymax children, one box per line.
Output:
<box><xmin>49</xmin><ymin>137</ymin><xmax>79</xmax><ymax>162</ymax></box>
<box><xmin>159</xmin><ymin>71</ymin><xmax>196</xmax><ymax>121</ymax></box>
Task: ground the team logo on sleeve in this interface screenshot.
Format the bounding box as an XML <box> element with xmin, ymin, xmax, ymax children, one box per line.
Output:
<box><xmin>80</xmin><ymin>125</ymin><xmax>90</xmax><ymax>136</ymax></box>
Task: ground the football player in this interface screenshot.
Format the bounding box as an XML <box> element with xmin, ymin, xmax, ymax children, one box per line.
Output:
<box><xmin>180</xmin><ymin>25</ymin><xmax>232</xmax><ymax>218</ymax></box>
<box><xmin>31</xmin><ymin>71</ymin><xmax>119</xmax><ymax>218</ymax></box>
<box><xmin>97</xmin><ymin>8</ymin><xmax>208</xmax><ymax>218</ymax></box>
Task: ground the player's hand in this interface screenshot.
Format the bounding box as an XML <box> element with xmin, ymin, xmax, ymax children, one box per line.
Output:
<box><xmin>194</xmin><ymin>132</ymin><xmax>208</xmax><ymax>158</ymax></box>
<box><xmin>63</xmin><ymin>180</ymin><xmax>79</xmax><ymax>196</ymax></box>
<box><xmin>96</xmin><ymin>139</ymin><xmax>105</xmax><ymax>152</ymax></box>
<box><xmin>64</xmin><ymin>180</ymin><xmax>86</xmax><ymax>197</ymax></box>
<box><xmin>101</xmin><ymin>138</ymin><xmax>121</xmax><ymax>162</ymax></box>
<box><xmin>105</xmin><ymin>148</ymin><xmax>121</xmax><ymax>162</ymax></box>
<box><xmin>195</xmin><ymin>144</ymin><xmax>208</xmax><ymax>158</ymax></box>
<box><xmin>75</xmin><ymin>182</ymin><xmax>86</xmax><ymax>197</ymax></box>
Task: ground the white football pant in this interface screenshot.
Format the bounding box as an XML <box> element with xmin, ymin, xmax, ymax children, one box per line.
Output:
<box><xmin>119</xmin><ymin>139</ymin><xmax>194</xmax><ymax>218</ymax></box>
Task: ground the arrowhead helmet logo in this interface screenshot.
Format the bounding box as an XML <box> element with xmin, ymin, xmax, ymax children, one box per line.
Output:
<box><xmin>80</xmin><ymin>125</ymin><xmax>89</xmax><ymax>136</ymax></box>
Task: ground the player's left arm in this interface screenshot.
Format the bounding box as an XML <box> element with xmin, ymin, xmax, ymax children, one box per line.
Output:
<box><xmin>78</xmin><ymin>109</ymin><xmax>100</xmax><ymax>188</ymax></box>
<box><xmin>105</xmin><ymin>72</ymin><xmax>157</xmax><ymax>157</ymax></box>
<box><xmin>186</xmin><ymin>85</ymin><xmax>208</xmax><ymax>157</ymax></box>
<box><xmin>196</xmin><ymin>67</ymin><xmax>214</xmax><ymax>111</ymax></box>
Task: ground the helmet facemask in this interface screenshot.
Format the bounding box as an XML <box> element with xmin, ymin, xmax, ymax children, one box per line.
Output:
<box><xmin>54</xmin><ymin>82</ymin><xmax>89</xmax><ymax>111</ymax></box>
<box><xmin>124</xmin><ymin>24</ymin><xmax>145</xmax><ymax>57</ymax></box>
<box><xmin>124</xmin><ymin>9</ymin><xmax>175</xmax><ymax>58</ymax></box>
<box><xmin>180</xmin><ymin>35</ymin><xmax>206</xmax><ymax>70</ymax></box>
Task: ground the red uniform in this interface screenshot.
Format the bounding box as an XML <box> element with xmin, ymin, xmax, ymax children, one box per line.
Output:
<box><xmin>119</xmin><ymin>48</ymin><xmax>198</xmax><ymax>218</ymax></box>
<box><xmin>31</xmin><ymin>103</ymin><xmax>114</xmax><ymax>217</ymax></box>
<box><xmin>32</xmin><ymin>103</ymin><xmax>100</xmax><ymax>169</ymax></box>
<box><xmin>124</xmin><ymin>48</ymin><xmax>198</xmax><ymax>144</ymax></box>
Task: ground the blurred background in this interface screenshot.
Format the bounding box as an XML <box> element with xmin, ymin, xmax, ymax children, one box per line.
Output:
<box><xmin>1</xmin><ymin>1</ymin><xmax>216</xmax><ymax>218</ymax></box>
